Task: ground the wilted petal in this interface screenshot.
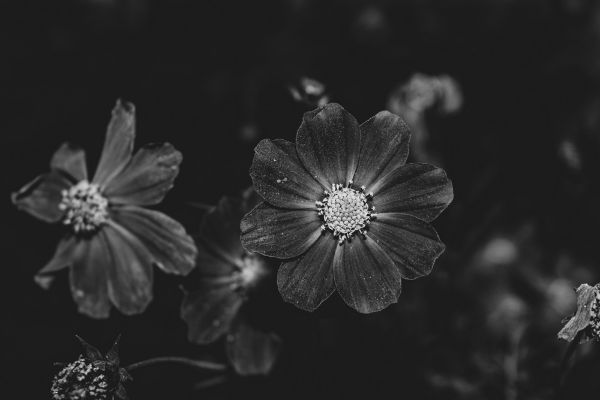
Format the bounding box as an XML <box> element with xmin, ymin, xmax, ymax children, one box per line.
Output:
<box><xmin>250</xmin><ymin>139</ymin><xmax>323</xmax><ymax>209</ymax></box>
<box><xmin>105</xmin><ymin>335</ymin><xmax>121</xmax><ymax>365</ymax></box>
<box><xmin>241</xmin><ymin>202</ymin><xmax>321</xmax><ymax>259</ymax></box>
<box><xmin>103</xmin><ymin>223</ymin><xmax>154</xmax><ymax>315</ymax></box>
<box><xmin>69</xmin><ymin>235</ymin><xmax>111</xmax><ymax>319</ymax></box>
<box><xmin>104</xmin><ymin>143</ymin><xmax>182</xmax><ymax>206</ymax></box>
<box><xmin>368</xmin><ymin>213</ymin><xmax>445</xmax><ymax>280</ymax></box>
<box><xmin>93</xmin><ymin>100</ymin><xmax>136</xmax><ymax>186</ymax></box>
<box><xmin>50</xmin><ymin>143</ymin><xmax>88</xmax><ymax>182</ymax></box>
<box><xmin>352</xmin><ymin>111</ymin><xmax>411</xmax><ymax>190</ymax></box>
<box><xmin>35</xmin><ymin>236</ymin><xmax>78</xmax><ymax>289</ymax></box>
<box><xmin>180</xmin><ymin>284</ymin><xmax>244</xmax><ymax>344</ymax></box>
<box><xmin>11</xmin><ymin>171</ymin><xmax>70</xmax><ymax>223</ymax></box>
<box><xmin>333</xmin><ymin>236</ymin><xmax>402</xmax><ymax>313</ymax></box>
<box><xmin>296</xmin><ymin>103</ymin><xmax>360</xmax><ymax>187</ymax></box>
<box><xmin>226</xmin><ymin>323</ymin><xmax>282</xmax><ymax>376</ymax></box>
<box><xmin>110</xmin><ymin>206</ymin><xmax>197</xmax><ymax>275</ymax></box>
<box><xmin>558</xmin><ymin>283</ymin><xmax>598</xmax><ymax>342</ymax></box>
<box><xmin>75</xmin><ymin>335</ymin><xmax>104</xmax><ymax>361</ymax></box>
<box><xmin>372</xmin><ymin>163</ymin><xmax>453</xmax><ymax>222</ymax></box>
<box><xmin>277</xmin><ymin>235</ymin><xmax>336</xmax><ymax>311</ymax></box>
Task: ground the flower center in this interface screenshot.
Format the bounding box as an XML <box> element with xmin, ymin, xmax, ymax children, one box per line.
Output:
<box><xmin>316</xmin><ymin>182</ymin><xmax>376</xmax><ymax>244</ymax></box>
<box><xmin>51</xmin><ymin>357</ymin><xmax>112</xmax><ymax>400</ymax></box>
<box><xmin>59</xmin><ymin>181</ymin><xmax>109</xmax><ymax>233</ymax></box>
<box><xmin>589</xmin><ymin>286</ymin><xmax>600</xmax><ymax>340</ymax></box>
<box><xmin>239</xmin><ymin>254</ymin><xmax>269</xmax><ymax>288</ymax></box>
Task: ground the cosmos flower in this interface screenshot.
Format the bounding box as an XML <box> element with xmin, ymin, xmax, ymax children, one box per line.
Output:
<box><xmin>241</xmin><ymin>103</ymin><xmax>453</xmax><ymax>313</ymax></box>
<box><xmin>52</xmin><ymin>335</ymin><xmax>131</xmax><ymax>400</ymax></box>
<box><xmin>11</xmin><ymin>100</ymin><xmax>197</xmax><ymax>318</ymax></box>
<box><xmin>558</xmin><ymin>283</ymin><xmax>600</xmax><ymax>342</ymax></box>
<box><xmin>180</xmin><ymin>190</ymin><xmax>281</xmax><ymax>376</ymax></box>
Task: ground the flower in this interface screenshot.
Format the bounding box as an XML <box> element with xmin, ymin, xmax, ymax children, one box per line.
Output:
<box><xmin>241</xmin><ymin>103</ymin><xmax>453</xmax><ymax>313</ymax></box>
<box><xmin>180</xmin><ymin>190</ymin><xmax>281</xmax><ymax>375</ymax></box>
<box><xmin>558</xmin><ymin>283</ymin><xmax>600</xmax><ymax>342</ymax></box>
<box><xmin>52</xmin><ymin>335</ymin><xmax>131</xmax><ymax>400</ymax></box>
<box><xmin>11</xmin><ymin>100</ymin><xmax>197</xmax><ymax>318</ymax></box>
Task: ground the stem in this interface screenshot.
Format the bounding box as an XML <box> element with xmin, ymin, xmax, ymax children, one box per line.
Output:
<box><xmin>558</xmin><ymin>330</ymin><xmax>583</xmax><ymax>387</ymax></box>
<box><xmin>125</xmin><ymin>357</ymin><xmax>226</xmax><ymax>372</ymax></box>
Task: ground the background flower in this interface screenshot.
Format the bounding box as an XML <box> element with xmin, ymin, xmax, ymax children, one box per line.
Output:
<box><xmin>11</xmin><ymin>100</ymin><xmax>197</xmax><ymax>318</ymax></box>
<box><xmin>242</xmin><ymin>103</ymin><xmax>453</xmax><ymax>313</ymax></box>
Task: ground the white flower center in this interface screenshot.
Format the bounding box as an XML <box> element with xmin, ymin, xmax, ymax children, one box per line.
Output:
<box><xmin>589</xmin><ymin>287</ymin><xmax>600</xmax><ymax>340</ymax></box>
<box><xmin>239</xmin><ymin>255</ymin><xmax>268</xmax><ymax>288</ymax></box>
<box><xmin>316</xmin><ymin>182</ymin><xmax>376</xmax><ymax>244</ymax></box>
<box><xmin>59</xmin><ymin>181</ymin><xmax>109</xmax><ymax>233</ymax></box>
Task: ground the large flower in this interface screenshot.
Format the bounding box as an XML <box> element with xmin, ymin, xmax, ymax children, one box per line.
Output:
<box><xmin>241</xmin><ymin>103</ymin><xmax>453</xmax><ymax>313</ymax></box>
<box><xmin>11</xmin><ymin>100</ymin><xmax>197</xmax><ymax>318</ymax></box>
<box><xmin>181</xmin><ymin>190</ymin><xmax>281</xmax><ymax>376</ymax></box>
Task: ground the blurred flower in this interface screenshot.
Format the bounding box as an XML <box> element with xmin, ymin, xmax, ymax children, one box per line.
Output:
<box><xmin>241</xmin><ymin>103</ymin><xmax>453</xmax><ymax>313</ymax></box>
<box><xmin>181</xmin><ymin>190</ymin><xmax>281</xmax><ymax>375</ymax></box>
<box><xmin>288</xmin><ymin>77</ymin><xmax>329</xmax><ymax>108</ymax></box>
<box><xmin>387</xmin><ymin>73</ymin><xmax>463</xmax><ymax>117</ymax></box>
<box><xmin>52</xmin><ymin>335</ymin><xmax>131</xmax><ymax>400</ymax></box>
<box><xmin>558</xmin><ymin>283</ymin><xmax>600</xmax><ymax>342</ymax></box>
<box><xmin>11</xmin><ymin>100</ymin><xmax>197</xmax><ymax>318</ymax></box>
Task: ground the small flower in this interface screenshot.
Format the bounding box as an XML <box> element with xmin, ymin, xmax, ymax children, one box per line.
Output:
<box><xmin>558</xmin><ymin>283</ymin><xmax>600</xmax><ymax>342</ymax></box>
<box><xmin>180</xmin><ymin>189</ymin><xmax>281</xmax><ymax>375</ymax></box>
<box><xmin>12</xmin><ymin>100</ymin><xmax>197</xmax><ymax>318</ymax></box>
<box><xmin>241</xmin><ymin>103</ymin><xmax>453</xmax><ymax>313</ymax></box>
<box><xmin>52</xmin><ymin>336</ymin><xmax>131</xmax><ymax>400</ymax></box>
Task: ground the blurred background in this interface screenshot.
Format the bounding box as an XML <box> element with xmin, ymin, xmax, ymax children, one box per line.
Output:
<box><xmin>4</xmin><ymin>0</ymin><xmax>600</xmax><ymax>398</ymax></box>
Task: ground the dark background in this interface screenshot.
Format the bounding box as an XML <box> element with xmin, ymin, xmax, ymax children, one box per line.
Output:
<box><xmin>4</xmin><ymin>0</ymin><xmax>600</xmax><ymax>398</ymax></box>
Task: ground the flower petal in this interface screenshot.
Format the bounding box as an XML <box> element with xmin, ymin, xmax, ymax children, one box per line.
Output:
<box><xmin>50</xmin><ymin>142</ymin><xmax>88</xmax><ymax>182</ymax></box>
<box><xmin>75</xmin><ymin>335</ymin><xmax>104</xmax><ymax>361</ymax></box>
<box><xmin>109</xmin><ymin>206</ymin><xmax>197</xmax><ymax>275</ymax></box>
<box><xmin>226</xmin><ymin>323</ymin><xmax>282</xmax><ymax>376</ymax></box>
<box><xmin>558</xmin><ymin>283</ymin><xmax>598</xmax><ymax>342</ymax></box>
<box><xmin>277</xmin><ymin>235</ymin><xmax>336</xmax><ymax>311</ymax></box>
<box><xmin>103</xmin><ymin>223</ymin><xmax>154</xmax><ymax>315</ymax></box>
<box><xmin>240</xmin><ymin>202</ymin><xmax>321</xmax><ymax>259</ymax></box>
<box><xmin>372</xmin><ymin>163</ymin><xmax>453</xmax><ymax>222</ymax></box>
<box><xmin>333</xmin><ymin>236</ymin><xmax>402</xmax><ymax>313</ymax></box>
<box><xmin>104</xmin><ymin>143</ymin><xmax>182</xmax><ymax>206</ymax></box>
<box><xmin>296</xmin><ymin>103</ymin><xmax>360</xmax><ymax>187</ymax></box>
<box><xmin>92</xmin><ymin>100</ymin><xmax>136</xmax><ymax>186</ymax></box>
<box><xmin>352</xmin><ymin>111</ymin><xmax>411</xmax><ymax>190</ymax></box>
<box><xmin>367</xmin><ymin>213</ymin><xmax>445</xmax><ymax>280</ymax></box>
<box><xmin>34</xmin><ymin>236</ymin><xmax>78</xmax><ymax>289</ymax></box>
<box><xmin>69</xmin><ymin>235</ymin><xmax>111</xmax><ymax>319</ymax></box>
<box><xmin>250</xmin><ymin>139</ymin><xmax>323</xmax><ymax>209</ymax></box>
<box><xmin>11</xmin><ymin>171</ymin><xmax>70</xmax><ymax>223</ymax></box>
<box><xmin>180</xmin><ymin>285</ymin><xmax>244</xmax><ymax>344</ymax></box>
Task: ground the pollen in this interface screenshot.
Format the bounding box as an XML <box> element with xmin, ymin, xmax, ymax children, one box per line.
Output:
<box><xmin>59</xmin><ymin>180</ymin><xmax>109</xmax><ymax>233</ymax></box>
<box><xmin>316</xmin><ymin>182</ymin><xmax>376</xmax><ymax>245</ymax></box>
<box><xmin>589</xmin><ymin>286</ymin><xmax>600</xmax><ymax>340</ymax></box>
<box><xmin>51</xmin><ymin>357</ymin><xmax>112</xmax><ymax>400</ymax></box>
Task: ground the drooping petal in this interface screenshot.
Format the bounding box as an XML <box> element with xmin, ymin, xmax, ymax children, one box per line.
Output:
<box><xmin>250</xmin><ymin>139</ymin><xmax>323</xmax><ymax>209</ymax></box>
<box><xmin>50</xmin><ymin>142</ymin><xmax>88</xmax><ymax>182</ymax></box>
<box><xmin>352</xmin><ymin>111</ymin><xmax>411</xmax><ymax>190</ymax></box>
<box><xmin>105</xmin><ymin>335</ymin><xmax>121</xmax><ymax>365</ymax></box>
<box><xmin>558</xmin><ymin>283</ymin><xmax>598</xmax><ymax>342</ymax></box>
<box><xmin>109</xmin><ymin>206</ymin><xmax>197</xmax><ymax>275</ymax></box>
<box><xmin>371</xmin><ymin>163</ymin><xmax>453</xmax><ymax>222</ymax></box>
<box><xmin>11</xmin><ymin>171</ymin><xmax>71</xmax><ymax>223</ymax></box>
<box><xmin>180</xmin><ymin>284</ymin><xmax>245</xmax><ymax>344</ymax></box>
<box><xmin>103</xmin><ymin>143</ymin><xmax>182</xmax><ymax>206</ymax></box>
<box><xmin>69</xmin><ymin>235</ymin><xmax>111</xmax><ymax>319</ymax></box>
<box><xmin>92</xmin><ymin>100</ymin><xmax>136</xmax><ymax>187</ymax></box>
<box><xmin>277</xmin><ymin>235</ymin><xmax>336</xmax><ymax>311</ymax></box>
<box><xmin>34</xmin><ymin>236</ymin><xmax>78</xmax><ymax>289</ymax></box>
<box><xmin>240</xmin><ymin>202</ymin><xmax>321</xmax><ymax>259</ymax></box>
<box><xmin>333</xmin><ymin>236</ymin><xmax>402</xmax><ymax>314</ymax></box>
<box><xmin>367</xmin><ymin>213</ymin><xmax>445</xmax><ymax>280</ymax></box>
<box><xmin>103</xmin><ymin>223</ymin><xmax>154</xmax><ymax>316</ymax></box>
<box><xmin>296</xmin><ymin>103</ymin><xmax>361</xmax><ymax>187</ymax></box>
<box><xmin>226</xmin><ymin>323</ymin><xmax>282</xmax><ymax>376</ymax></box>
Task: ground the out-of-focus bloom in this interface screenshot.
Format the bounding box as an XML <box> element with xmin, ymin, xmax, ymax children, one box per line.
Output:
<box><xmin>558</xmin><ymin>283</ymin><xmax>600</xmax><ymax>342</ymax></box>
<box><xmin>288</xmin><ymin>77</ymin><xmax>329</xmax><ymax>108</ymax></box>
<box><xmin>12</xmin><ymin>100</ymin><xmax>197</xmax><ymax>318</ymax></box>
<box><xmin>387</xmin><ymin>73</ymin><xmax>463</xmax><ymax>117</ymax></box>
<box><xmin>241</xmin><ymin>103</ymin><xmax>453</xmax><ymax>313</ymax></box>
<box><xmin>181</xmin><ymin>190</ymin><xmax>281</xmax><ymax>375</ymax></box>
<box><xmin>52</xmin><ymin>336</ymin><xmax>131</xmax><ymax>400</ymax></box>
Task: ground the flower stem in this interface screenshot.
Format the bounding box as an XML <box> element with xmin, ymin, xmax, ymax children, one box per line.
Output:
<box><xmin>558</xmin><ymin>330</ymin><xmax>583</xmax><ymax>387</ymax></box>
<box><xmin>125</xmin><ymin>357</ymin><xmax>226</xmax><ymax>372</ymax></box>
